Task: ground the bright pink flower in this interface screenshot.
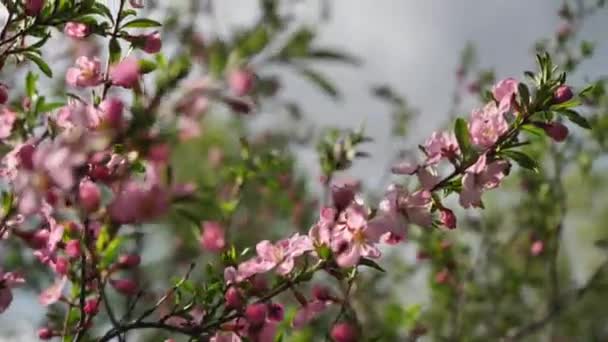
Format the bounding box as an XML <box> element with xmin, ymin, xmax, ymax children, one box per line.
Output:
<box><xmin>541</xmin><ymin>122</ymin><xmax>569</xmax><ymax>142</ymax></box>
<box><xmin>66</xmin><ymin>56</ymin><xmax>103</xmax><ymax>87</ymax></box>
<box><xmin>25</xmin><ymin>0</ymin><xmax>44</xmax><ymax>16</ymax></box>
<box><xmin>492</xmin><ymin>78</ymin><xmax>518</xmax><ymax>111</ymax></box>
<box><xmin>110</xmin><ymin>57</ymin><xmax>140</xmax><ymax>88</ymax></box>
<box><xmin>228</xmin><ymin>68</ymin><xmax>255</xmax><ymax>96</ymax></box>
<box><xmin>0</xmin><ymin>84</ymin><xmax>8</xmax><ymax>104</ymax></box>
<box><xmin>200</xmin><ymin>221</ymin><xmax>226</xmax><ymax>252</ymax></box>
<box><xmin>147</xmin><ymin>144</ymin><xmax>171</xmax><ymax>164</ymax></box>
<box><xmin>143</xmin><ymin>31</ymin><xmax>162</xmax><ymax>53</ymax></box>
<box><xmin>459</xmin><ymin>154</ymin><xmax>509</xmax><ymax>208</ymax></box>
<box><xmin>110</xmin><ymin>278</ymin><xmax>138</xmax><ymax>296</ymax></box>
<box><xmin>37</xmin><ymin>327</ymin><xmax>54</xmax><ymax>340</ymax></box>
<box><xmin>79</xmin><ymin>179</ymin><xmax>101</xmax><ymax>212</ymax></box>
<box><xmin>554</xmin><ymin>85</ymin><xmax>573</xmax><ymax>104</ymax></box>
<box><xmin>118</xmin><ymin>254</ymin><xmax>141</xmax><ymax>268</ymax></box>
<box><xmin>39</xmin><ymin>276</ymin><xmax>67</xmax><ymax>306</ymax></box>
<box><xmin>0</xmin><ymin>270</ymin><xmax>25</xmax><ymax>313</ymax></box>
<box><xmin>0</xmin><ymin>108</ymin><xmax>16</xmax><ymax>139</ymax></box>
<box><xmin>129</xmin><ymin>0</ymin><xmax>144</xmax><ymax>8</ymax></box>
<box><xmin>99</xmin><ymin>98</ymin><xmax>124</xmax><ymax>129</ymax></box>
<box><xmin>469</xmin><ymin>102</ymin><xmax>509</xmax><ymax>148</ymax></box>
<box><xmin>64</xmin><ymin>22</ymin><xmax>90</xmax><ymax>39</ymax></box>
<box><xmin>65</xmin><ymin>240</ymin><xmax>81</xmax><ymax>258</ymax></box>
<box><xmin>330</xmin><ymin>323</ymin><xmax>357</xmax><ymax>342</ymax></box>
<box><xmin>424</xmin><ymin>131</ymin><xmax>460</xmax><ymax>164</ymax></box>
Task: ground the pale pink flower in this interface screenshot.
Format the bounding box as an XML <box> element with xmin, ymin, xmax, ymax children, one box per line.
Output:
<box><xmin>293</xmin><ymin>300</ymin><xmax>330</xmax><ymax>329</ymax></box>
<box><xmin>200</xmin><ymin>221</ymin><xmax>226</xmax><ymax>252</ymax></box>
<box><xmin>331</xmin><ymin>203</ymin><xmax>382</xmax><ymax>268</ymax></box>
<box><xmin>400</xmin><ymin>190</ymin><xmax>433</xmax><ymax>227</ymax></box>
<box><xmin>0</xmin><ymin>270</ymin><xmax>25</xmax><ymax>314</ymax></box>
<box><xmin>99</xmin><ymin>98</ymin><xmax>124</xmax><ymax>129</ymax></box>
<box><xmin>390</xmin><ymin>159</ymin><xmax>418</xmax><ymax>175</ymax></box>
<box><xmin>424</xmin><ymin>131</ymin><xmax>460</xmax><ymax>165</ymax></box>
<box><xmin>109</xmin><ymin>57</ymin><xmax>140</xmax><ymax>88</ymax></box>
<box><xmin>469</xmin><ymin>102</ymin><xmax>509</xmax><ymax>149</ymax></box>
<box><xmin>64</xmin><ymin>22</ymin><xmax>90</xmax><ymax>39</ymax></box>
<box><xmin>459</xmin><ymin>154</ymin><xmax>509</xmax><ymax>208</ymax></box>
<box><xmin>492</xmin><ymin>78</ymin><xmax>518</xmax><ymax>111</ymax></box>
<box><xmin>56</xmin><ymin>102</ymin><xmax>101</xmax><ymax>129</ymax></box>
<box><xmin>0</xmin><ymin>108</ymin><xmax>16</xmax><ymax>139</ymax></box>
<box><xmin>39</xmin><ymin>276</ymin><xmax>67</xmax><ymax>306</ymax></box>
<box><xmin>66</xmin><ymin>56</ymin><xmax>103</xmax><ymax>87</ymax></box>
<box><xmin>417</xmin><ymin>166</ymin><xmax>440</xmax><ymax>190</ymax></box>
<box><xmin>108</xmin><ymin>178</ymin><xmax>169</xmax><ymax>224</ymax></box>
<box><xmin>309</xmin><ymin>207</ymin><xmax>337</xmax><ymax>246</ymax></box>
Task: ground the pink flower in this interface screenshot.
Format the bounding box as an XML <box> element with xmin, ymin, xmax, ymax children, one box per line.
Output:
<box><xmin>390</xmin><ymin>159</ymin><xmax>418</xmax><ymax>175</ymax></box>
<box><xmin>0</xmin><ymin>108</ymin><xmax>16</xmax><ymax>139</ymax></box>
<box><xmin>228</xmin><ymin>68</ymin><xmax>255</xmax><ymax>96</ymax></box>
<box><xmin>553</xmin><ymin>85</ymin><xmax>573</xmax><ymax>104</ymax></box>
<box><xmin>39</xmin><ymin>276</ymin><xmax>67</xmax><ymax>306</ymax></box>
<box><xmin>293</xmin><ymin>300</ymin><xmax>330</xmax><ymax>329</ymax></box>
<box><xmin>492</xmin><ymin>78</ymin><xmax>518</xmax><ymax>111</ymax></box>
<box><xmin>210</xmin><ymin>332</ymin><xmax>242</xmax><ymax>342</ymax></box>
<box><xmin>110</xmin><ymin>57</ymin><xmax>140</xmax><ymax>88</ymax></box>
<box><xmin>108</xmin><ymin>179</ymin><xmax>169</xmax><ymax>223</ymax></box>
<box><xmin>84</xmin><ymin>298</ymin><xmax>100</xmax><ymax>315</ymax></box>
<box><xmin>0</xmin><ymin>84</ymin><xmax>8</xmax><ymax>104</ymax></box>
<box><xmin>0</xmin><ymin>270</ymin><xmax>25</xmax><ymax>313</ymax></box>
<box><xmin>330</xmin><ymin>323</ymin><xmax>357</xmax><ymax>342</ymax></box>
<box><xmin>200</xmin><ymin>221</ymin><xmax>226</xmax><ymax>252</ymax></box>
<box><xmin>468</xmin><ymin>102</ymin><xmax>509</xmax><ymax>149</ymax></box>
<box><xmin>143</xmin><ymin>31</ymin><xmax>162</xmax><ymax>53</ymax></box>
<box><xmin>79</xmin><ymin>179</ymin><xmax>101</xmax><ymax>212</ymax></box>
<box><xmin>331</xmin><ymin>179</ymin><xmax>358</xmax><ymax>211</ymax></box>
<box><xmin>25</xmin><ymin>0</ymin><xmax>44</xmax><ymax>16</ymax></box>
<box><xmin>64</xmin><ymin>22</ymin><xmax>90</xmax><ymax>39</ymax></box>
<box><xmin>424</xmin><ymin>131</ymin><xmax>460</xmax><ymax>165</ymax></box>
<box><xmin>417</xmin><ymin>166</ymin><xmax>440</xmax><ymax>190</ymax></box>
<box><xmin>66</xmin><ymin>56</ymin><xmax>103</xmax><ymax>87</ymax></box>
<box><xmin>531</xmin><ymin>240</ymin><xmax>544</xmax><ymax>256</ymax></box>
<box><xmin>459</xmin><ymin>154</ymin><xmax>509</xmax><ymax>208</ymax></box>
<box><xmin>54</xmin><ymin>257</ymin><xmax>69</xmax><ymax>275</ymax></box>
<box><xmin>99</xmin><ymin>98</ymin><xmax>124</xmax><ymax>129</ymax></box>
<box><xmin>129</xmin><ymin>0</ymin><xmax>144</xmax><ymax>8</ymax></box>
<box><xmin>331</xmin><ymin>203</ymin><xmax>382</xmax><ymax>268</ymax></box>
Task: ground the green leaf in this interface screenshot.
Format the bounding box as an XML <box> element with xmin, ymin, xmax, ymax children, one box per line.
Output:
<box><xmin>559</xmin><ymin>109</ymin><xmax>591</xmax><ymax>129</ymax></box>
<box><xmin>358</xmin><ymin>258</ymin><xmax>385</xmax><ymax>272</ymax></box>
<box><xmin>24</xmin><ymin>53</ymin><xmax>52</xmax><ymax>77</ymax></box>
<box><xmin>517</xmin><ymin>82</ymin><xmax>530</xmax><ymax>109</ymax></box>
<box><xmin>208</xmin><ymin>41</ymin><xmax>228</xmax><ymax>78</ymax></box>
<box><xmin>280</xmin><ymin>28</ymin><xmax>314</xmax><ymax>58</ymax></box>
<box><xmin>25</xmin><ymin>72</ymin><xmax>38</xmax><ymax>97</ymax></box>
<box><xmin>550</xmin><ymin>98</ymin><xmax>581</xmax><ymax>110</ymax></box>
<box><xmin>521</xmin><ymin>123</ymin><xmax>546</xmax><ymax>137</ymax></box>
<box><xmin>121</xmin><ymin>18</ymin><xmax>162</xmax><ymax>29</ymax></box>
<box><xmin>138</xmin><ymin>59</ymin><xmax>157</xmax><ymax>74</ymax></box>
<box><xmin>501</xmin><ymin>150</ymin><xmax>539</xmax><ymax>172</ymax></box>
<box><xmin>308</xmin><ymin>49</ymin><xmax>360</xmax><ymax>65</ymax></box>
<box><xmin>297</xmin><ymin>67</ymin><xmax>339</xmax><ymax>99</ymax></box>
<box><xmin>101</xmin><ymin>236</ymin><xmax>125</xmax><ymax>267</ymax></box>
<box><xmin>238</xmin><ymin>25</ymin><xmax>269</xmax><ymax>57</ymax></box>
<box><xmin>38</xmin><ymin>101</ymin><xmax>66</xmax><ymax>113</ymax></box>
<box><xmin>109</xmin><ymin>38</ymin><xmax>121</xmax><ymax>63</ymax></box>
<box><xmin>454</xmin><ymin>117</ymin><xmax>472</xmax><ymax>157</ymax></box>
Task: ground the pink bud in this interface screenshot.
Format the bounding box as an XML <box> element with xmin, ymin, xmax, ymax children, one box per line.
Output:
<box><xmin>531</xmin><ymin>240</ymin><xmax>544</xmax><ymax>256</ymax></box>
<box><xmin>245</xmin><ymin>303</ymin><xmax>267</xmax><ymax>326</ymax></box>
<box><xmin>147</xmin><ymin>144</ymin><xmax>170</xmax><ymax>164</ymax></box>
<box><xmin>0</xmin><ymin>84</ymin><xmax>8</xmax><ymax>104</ymax></box>
<box><xmin>312</xmin><ymin>285</ymin><xmax>333</xmax><ymax>301</ymax></box>
<box><xmin>439</xmin><ymin>208</ymin><xmax>457</xmax><ymax>229</ymax></box>
<box><xmin>557</xmin><ymin>23</ymin><xmax>573</xmax><ymax>40</ymax></box>
<box><xmin>65</xmin><ymin>240</ymin><xmax>81</xmax><ymax>258</ymax></box>
<box><xmin>64</xmin><ymin>22</ymin><xmax>90</xmax><ymax>39</ymax></box>
<box><xmin>143</xmin><ymin>31</ymin><xmax>162</xmax><ymax>54</ymax></box>
<box><xmin>541</xmin><ymin>122</ymin><xmax>569</xmax><ymax>142</ymax></box>
<box><xmin>330</xmin><ymin>323</ymin><xmax>357</xmax><ymax>342</ymax></box>
<box><xmin>553</xmin><ymin>85</ymin><xmax>573</xmax><ymax>104</ymax></box>
<box><xmin>109</xmin><ymin>58</ymin><xmax>140</xmax><ymax>88</ymax></box>
<box><xmin>118</xmin><ymin>254</ymin><xmax>141</xmax><ymax>268</ymax></box>
<box><xmin>224</xmin><ymin>286</ymin><xmax>243</xmax><ymax>309</ymax></box>
<box><xmin>17</xmin><ymin>144</ymin><xmax>35</xmax><ymax>170</ymax></box>
<box><xmin>435</xmin><ymin>268</ymin><xmax>450</xmax><ymax>284</ymax></box>
<box><xmin>37</xmin><ymin>327</ymin><xmax>53</xmax><ymax>340</ymax></box>
<box><xmin>267</xmin><ymin>303</ymin><xmax>285</xmax><ymax>322</ymax></box>
<box><xmin>84</xmin><ymin>298</ymin><xmax>99</xmax><ymax>315</ymax></box>
<box><xmin>200</xmin><ymin>221</ymin><xmax>226</xmax><ymax>253</ymax></box>
<box><xmin>54</xmin><ymin>257</ymin><xmax>69</xmax><ymax>275</ymax></box>
<box><xmin>228</xmin><ymin>68</ymin><xmax>254</xmax><ymax>96</ymax></box>
<box><xmin>79</xmin><ymin>180</ymin><xmax>101</xmax><ymax>212</ymax></box>
<box><xmin>27</xmin><ymin>229</ymin><xmax>49</xmax><ymax>250</ymax></box>
<box><xmin>99</xmin><ymin>98</ymin><xmax>124</xmax><ymax>129</ymax></box>
<box><xmin>110</xmin><ymin>278</ymin><xmax>138</xmax><ymax>296</ymax></box>
<box><xmin>25</xmin><ymin>0</ymin><xmax>44</xmax><ymax>16</ymax></box>
<box><xmin>129</xmin><ymin>0</ymin><xmax>144</xmax><ymax>8</ymax></box>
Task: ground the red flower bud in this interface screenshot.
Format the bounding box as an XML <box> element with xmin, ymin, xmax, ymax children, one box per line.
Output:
<box><xmin>110</xmin><ymin>278</ymin><xmax>138</xmax><ymax>296</ymax></box>
<box><xmin>553</xmin><ymin>85</ymin><xmax>573</xmax><ymax>104</ymax></box>
<box><xmin>54</xmin><ymin>257</ymin><xmax>69</xmax><ymax>275</ymax></box>
<box><xmin>267</xmin><ymin>302</ymin><xmax>284</xmax><ymax>322</ymax></box>
<box><xmin>18</xmin><ymin>144</ymin><xmax>36</xmax><ymax>170</ymax></box>
<box><xmin>79</xmin><ymin>180</ymin><xmax>101</xmax><ymax>212</ymax></box>
<box><xmin>0</xmin><ymin>84</ymin><xmax>8</xmax><ymax>104</ymax></box>
<box><xmin>439</xmin><ymin>208</ymin><xmax>457</xmax><ymax>229</ymax></box>
<box><xmin>118</xmin><ymin>254</ymin><xmax>141</xmax><ymax>268</ymax></box>
<box><xmin>228</xmin><ymin>68</ymin><xmax>254</xmax><ymax>96</ymax></box>
<box><xmin>312</xmin><ymin>285</ymin><xmax>333</xmax><ymax>301</ymax></box>
<box><xmin>83</xmin><ymin>298</ymin><xmax>100</xmax><ymax>315</ymax></box>
<box><xmin>224</xmin><ymin>286</ymin><xmax>243</xmax><ymax>310</ymax></box>
<box><xmin>330</xmin><ymin>323</ymin><xmax>357</xmax><ymax>342</ymax></box>
<box><xmin>143</xmin><ymin>31</ymin><xmax>162</xmax><ymax>54</ymax></box>
<box><xmin>65</xmin><ymin>240</ymin><xmax>81</xmax><ymax>258</ymax></box>
<box><xmin>25</xmin><ymin>0</ymin><xmax>44</xmax><ymax>16</ymax></box>
<box><xmin>530</xmin><ymin>240</ymin><xmax>544</xmax><ymax>256</ymax></box>
<box><xmin>245</xmin><ymin>303</ymin><xmax>267</xmax><ymax>326</ymax></box>
<box><xmin>37</xmin><ymin>327</ymin><xmax>53</xmax><ymax>340</ymax></box>
<box><xmin>540</xmin><ymin>122</ymin><xmax>569</xmax><ymax>142</ymax></box>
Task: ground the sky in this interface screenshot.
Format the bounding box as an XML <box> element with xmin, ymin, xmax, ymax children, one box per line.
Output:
<box><xmin>1</xmin><ymin>0</ymin><xmax>608</xmax><ymax>339</ymax></box>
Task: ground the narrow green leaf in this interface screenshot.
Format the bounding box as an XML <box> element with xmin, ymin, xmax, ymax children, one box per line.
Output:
<box><xmin>138</xmin><ymin>59</ymin><xmax>157</xmax><ymax>74</ymax></box>
<box><xmin>308</xmin><ymin>49</ymin><xmax>360</xmax><ymax>65</ymax></box>
<box><xmin>25</xmin><ymin>72</ymin><xmax>38</xmax><ymax>97</ymax></box>
<box><xmin>297</xmin><ymin>67</ymin><xmax>339</xmax><ymax>99</ymax></box>
<box><xmin>521</xmin><ymin>123</ymin><xmax>546</xmax><ymax>137</ymax></box>
<box><xmin>121</xmin><ymin>18</ymin><xmax>162</xmax><ymax>29</ymax></box>
<box><xmin>24</xmin><ymin>53</ymin><xmax>52</xmax><ymax>77</ymax></box>
<box><xmin>517</xmin><ymin>83</ymin><xmax>530</xmax><ymax>109</ymax></box>
<box><xmin>454</xmin><ymin>117</ymin><xmax>472</xmax><ymax>157</ymax></box>
<box><xmin>501</xmin><ymin>150</ymin><xmax>539</xmax><ymax>172</ymax></box>
<box><xmin>358</xmin><ymin>258</ymin><xmax>385</xmax><ymax>273</ymax></box>
<box><xmin>109</xmin><ymin>38</ymin><xmax>121</xmax><ymax>63</ymax></box>
<box><xmin>560</xmin><ymin>109</ymin><xmax>591</xmax><ymax>129</ymax></box>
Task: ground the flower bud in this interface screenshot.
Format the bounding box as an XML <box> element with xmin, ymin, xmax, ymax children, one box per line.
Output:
<box><xmin>65</xmin><ymin>240</ymin><xmax>81</xmax><ymax>258</ymax></box>
<box><xmin>228</xmin><ymin>68</ymin><xmax>254</xmax><ymax>96</ymax></box>
<box><xmin>224</xmin><ymin>286</ymin><xmax>243</xmax><ymax>310</ymax></box>
<box><xmin>110</xmin><ymin>278</ymin><xmax>138</xmax><ymax>296</ymax></box>
<box><xmin>64</xmin><ymin>22</ymin><xmax>90</xmax><ymax>39</ymax></box>
<box><xmin>553</xmin><ymin>85</ymin><xmax>573</xmax><ymax>104</ymax></box>
<box><xmin>312</xmin><ymin>285</ymin><xmax>333</xmax><ymax>302</ymax></box>
<box><xmin>79</xmin><ymin>180</ymin><xmax>101</xmax><ymax>212</ymax></box>
<box><xmin>18</xmin><ymin>144</ymin><xmax>36</xmax><ymax>170</ymax></box>
<box><xmin>557</xmin><ymin>23</ymin><xmax>573</xmax><ymax>41</ymax></box>
<box><xmin>25</xmin><ymin>0</ymin><xmax>44</xmax><ymax>16</ymax></box>
<box><xmin>439</xmin><ymin>208</ymin><xmax>457</xmax><ymax>229</ymax></box>
<box><xmin>200</xmin><ymin>221</ymin><xmax>226</xmax><ymax>253</ymax></box>
<box><xmin>54</xmin><ymin>257</ymin><xmax>69</xmax><ymax>275</ymax></box>
<box><xmin>99</xmin><ymin>98</ymin><xmax>124</xmax><ymax>129</ymax></box>
<box><xmin>84</xmin><ymin>298</ymin><xmax>99</xmax><ymax>315</ymax></box>
<box><xmin>37</xmin><ymin>327</ymin><xmax>53</xmax><ymax>340</ymax></box>
<box><xmin>0</xmin><ymin>84</ymin><xmax>8</xmax><ymax>104</ymax></box>
<box><xmin>110</xmin><ymin>58</ymin><xmax>140</xmax><ymax>88</ymax></box>
<box><xmin>118</xmin><ymin>254</ymin><xmax>141</xmax><ymax>268</ymax></box>
<box><xmin>330</xmin><ymin>323</ymin><xmax>357</xmax><ymax>342</ymax></box>
<box><xmin>143</xmin><ymin>32</ymin><xmax>162</xmax><ymax>54</ymax></box>
<box><xmin>267</xmin><ymin>303</ymin><xmax>284</xmax><ymax>322</ymax></box>
<box><xmin>531</xmin><ymin>240</ymin><xmax>544</xmax><ymax>256</ymax></box>
<box><xmin>435</xmin><ymin>268</ymin><xmax>450</xmax><ymax>284</ymax></box>
<box><xmin>540</xmin><ymin>122</ymin><xmax>569</xmax><ymax>142</ymax></box>
<box><xmin>245</xmin><ymin>303</ymin><xmax>267</xmax><ymax>326</ymax></box>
